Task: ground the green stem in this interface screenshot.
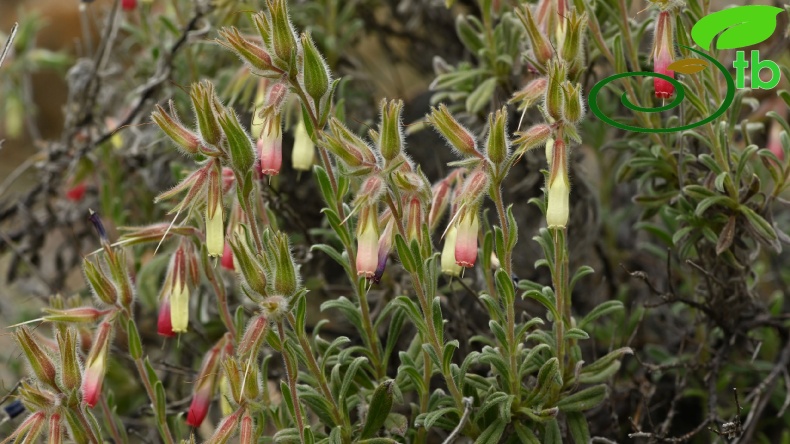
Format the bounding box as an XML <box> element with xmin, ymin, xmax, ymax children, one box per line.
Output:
<box><xmin>491</xmin><ymin>186</ymin><xmax>519</xmax><ymax>398</ymax></box>
<box><xmin>100</xmin><ymin>395</ymin><xmax>124</xmax><ymax>444</ymax></box>
<box><xmin>550</xmin><ymin>228</ymin><xmax>569</xmax><ymax>377</ymax></box>
<box><xmin>286</xmin><ymin>313</ymin><xmax>345</xmax><ymax>426</ymax></box>
<box><xmin>278</xmin><ymin>320</ymin><xmax>306</xmax><ymax>444</ymax></box>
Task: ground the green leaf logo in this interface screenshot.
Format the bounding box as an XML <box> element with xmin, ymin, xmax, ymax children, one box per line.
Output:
<box><xmin>691</xmin><ymin>5</ymin><xmax>783</xmax><ymax>51</ymax></box>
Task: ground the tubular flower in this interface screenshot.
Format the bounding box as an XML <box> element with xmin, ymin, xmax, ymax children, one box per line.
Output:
<box><xmin>356</xmin><ymin>205</ymin><xmax>380</xmax><ymax>279</ymax></box>
<box><xmin>291</xmin><ymin>118</ymin><xmax>315</xmax><ymax>171</ymax></box>
<box><xmin>221</xmin><ymin>242</ymin><xmax>235</xmax><ymax>270</ymax></box>
<box><xmin>441</xmin><ymin>225</ymin><xmax>463</xmax><ymax>277</ymax></box>
<box><xmin>186</xmin><ymin>338</ymin><xmax>225</xmax><ymax>427</ymax></box>
<box><xmin>206</xmin><ymin>162</ymin><xmax>224</xmax><ymax>257</ymax></box>
<box><xmin>652</xmin><ymin>11</ymin><xmax>675</xmax><ymax>99</ymax></box>
<box><xmin>170</xmin><ymin>250</ymin><xmax>191</xmax><ymax>334</ymax></box>
<box><xmin>454</xmin><ymin>209</ymin><xmax>480</xmax><ymax>268</ymax></box>
<box><xmin>546</xmin><ymin>139</ymin><xmax>570</xmax><ymax>228</ymax></box>
<box><xmin>374</xmin><ymin>215</ymin><xmax>395</xmax><ymax>283</ymax></box>
<box><xmin>258</xmin><ymin>114</ymin><xmax>283</xmax><ymax>176</ymax></box>
<box><xmin>81</xmin><ymin>321</ymin><xmax>113</xmax><ymax>408</ymax></box>
<box><xmin>157</xmin><ymin>293</ymin><xmax>176</xmax><ymax>337</ymax></box>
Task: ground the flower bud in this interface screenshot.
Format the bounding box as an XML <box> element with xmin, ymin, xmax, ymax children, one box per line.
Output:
<box><xmin>356</xmin><ymin>205</ymin><xmax>380</xmax><ymax>279</ymax></box>
<box><xmin>218</xmin><ymin>27</ymin><xmax>277</xmax><ymax>73</ymax></box>
<box><xmin>15</xmin><ymin>327</ymin><xmax>58</xmax><ymax>389</ymax></box>
<box><xmin>516</xmin><ymin>5</ymin><xmax>553</xmax><ymax>67</ymax></box>
<box><xmin>268</xmin><ymin>0</ymin><xmax>297</xmax><ymax>66</ymax></box>
<box><xmin>428</xmin><ymin>179</ymin><xmax>452</xmax><ymax>232</ymax></box>
<box><xmin>219</xmin><ymin>374</ymin><xmax>234</xmax><ymax>416</ymax></box>
<box><xmin>561</xmin><ymin>81</ymin><xmax>584</xmax><ymax>123</ymax></box>
<box><xmin>373</xmin><ymin>215</ymin><xmax>395</xmax><ymax>283</ymax></box>
<box><xmin>454</xmin><ymin>209</ymin><xmax>480</xmax><ymax>268</ymax></box>
<box><xmin>237</xmin><ymin>314</ymin><xmax>268</xmax><ymax>359</ymax></box>
<box><xmin>485</xmin><ymin>107</ymin><xmax>509</xmax><ymax>165</ymax></box>
<box><xmin>271</xmin><ymin>232</ymin><xmax>298</xmax><ymax>296</ymax></box>
<box><xmin>406</xmin><ymin>197</ymin><xmax>423</xmax><ymax>244</ymax></box>
<box><xmin>652</xmin><ymin>11</ymin><xmax>675</xmax><ymax>98</ymax></box>
<box><xmin>230</xmin><ymin>230</ymin><xmax>268</xmax><ymax>296</ymax></box>
<box><xmin>240</xmin><ymin>411</ymin><xmax>254</xmax><ymax>444</ymax></box>
<box><xmin>43</xmin><ymin>306</ymin><xmax>105</xmax><ymax>323</ymax></box>
<box><xmin>561</xmin><ymin>10</ymin><xmax>588</xmax><ymax>64</ymax></box>
<box><xmin>4</xmin><ymin>412</ymin><xmax>46</xmax><ymax>444</ymax></box>
<box><xmin>258</xmin><ymin>114</ymin><xmax>283</xmax><ymax>176</ymax></box>
<box><xmin>326</xmin><ymin>118</ymin><xmax>377</xmax><ymax>167</ymax></box>
<box><xmin>187</xmin><ymin>338</ymin><xmax>225</xmax><ymax>428</ymax></box>
<box><xmin>151</xmin><ymin>103</ymin><xmax>201</xmax><ymax>155</ymax></box>
<box><xmin>301</xmin><ymin>33</ymin><xmax>330</xmax><ymax>104</ymax></box>
<box><xmin>48</xmin><ymin>412</ymin><xmax>63</xmax><ymax>444</ymax></box>
<box><xmin>441</xmin><ymin>225</ymin><xmax>463</xmax><ymax>277</ymax></box>
<box><xmin>378</xmin><ymin>99</ymin><xmax>404</xmax><ymax>162</ymax></box>
<box><xmin>81</xmin><ymin>320</ymin><xmax>113</xmax><ymax>408</ymax></box>
<box><xmin>190</xmin><ymin>81</ymin><xmax>223</xmax><ymax>147</ymax></box>
<box><xmin>426</xmin><ymin>104</ymin><xmax>480</xmax><ymax>158</ymax></box>
<box><xmin>56</xmin><ymin>329</ymin><xmax>82</xmax><ymax>391</ymax></box>
<box><xmin>169</xmin><ymin>247</ymin><xmax>192</xmax><ymax>334</ymax></box>
<box><xmin>291</xmin><ymin>118</ymin><xmax>315</xmax><ymax>171</ymax></box>
<box><xmin>545</xmin><ymin>60</ymin><xmax>567</xmax><ymax>121</ymax></box>
<box><xmin>206</xmin><ymin>409</ymin><xmax>242</xmax><ymax>444</ymax></box>
<box><xmin>218</xmin><ymin>108</ymin><xmax>255</xmax><ymax>174</ymax></box>
<box><xmin>546</xmin><ymin>139</ymin><xmax>570</xmax><ymax>228</ymax></box>
<box><xmin>458</xmin><ymin>167</ymin><xmax>490</xmax><ymax>205</ymax></box>
<box><xmin>513</xmin><ymin>124</ymin><xmax>552</xmax><ymax>157</ymax></box>
<box><xmin>250</xmin><ymin>79</ymin><xmax>269</xmax><ymax>139</ymax></box>
<box><xmin>510</xmin><ymin>77</ymin><xmax>547</xmax><ymax>111</ymax></box>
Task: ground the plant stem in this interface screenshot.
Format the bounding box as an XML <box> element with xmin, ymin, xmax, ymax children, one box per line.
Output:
<box><xmin>491</xmin><ymin>186</ymin><xmax>519</xmax><ymax>399</ymax></box>
<box><xmin>205</xmin><ymin>259</ymin><xmax>237</xmax><ymax>340</ymax></box>
<box><xmin>277</xmin><ymin>320</ymin><xmax>306</xmax><ymax>444</ymax></box>
<box><xmin>100</xmin><ymin>395</ymin><xmax>124</xmax><ymax>444</ymax></box>
<box><xmin>73</xmin><ymin>406</ymin><xmax>101</xmax><ymax>444</ymax></box>
<box><xmin>286</xmin><ymin>313</ymin><xmax>344</xmax><ymax>426</ymax></box>
<box><xmin>550</xmin><ymin>228</ymin><xmax>569</xmax><ymax>377</ymax></box>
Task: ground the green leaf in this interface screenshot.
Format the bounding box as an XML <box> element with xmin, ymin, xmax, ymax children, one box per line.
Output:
<box><xmin>154</xmin><ymin>381</ymin><xmax>166</xmax><ymax>421</ymax></box>
<box><xmin>567</xmin><ymin>411</ymin><xmax>591</xmax><ymax>444</ymax></box>
<box><xmin>565</xmin><ymin>328</ymin><xmax>590</xmax><ymax>340</ymax></box>
<box><xmin>474</xmin><ymin>419</ymin><xmax>506</xmax><ymax>444</ymax></box>
<box><xmin>419</xmin><ymin>407</ymin><xmax>458</xmax><ymax>430</ymax></box>
<box><xmin>740</xmin><ymin>206</ymin><xmax>777</xmax><ymax>241</ymax></box>
<box><xmin>466</xmin><ymin>77</ymin><xmax>497</xmax><ymax>114</ymax></box>
<box><xmin>127</xmin><ymin>319</ymin><xmax>142</xmax><ymax>360</ymax></box>
<box><xmin>578</xmin><ymin>300</ymin><xmax>624</xmax><ymax>330</ymax></box>
<box><xmin>569</xmin><ymin>265</ymin><xmax>594</xmax><ymax>294</ymax></box>
<box><xmin>360</xmin><ymin>380</ymin><xmax>395</xmax><ymax>439</ymax></box>
<box><xmin>513</xmin><ymin>422</ymin><xmax>541</xmax><ymax>443</ymax></box>
<box><xmin>557</xmin><ymin>384</ymin><xmax>608</xmax><ymax>412</ymax></box>
<box><xmin>340</xmin><ymin>357</ymin><xmax>368</xmax><ymax>402</ymax></box>
<box><xmin>542</xmin><ymin>418</ymin><xmax>562</xmax><ymax>444</ymax></box>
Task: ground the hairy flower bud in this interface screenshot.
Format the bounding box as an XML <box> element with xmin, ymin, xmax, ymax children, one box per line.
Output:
<box><xmin>426</xmin><ymin>104</ymin><xmax>479</xmax><ymax>158</ymax></box>
<box><xmin>561</xmin><ymin>81</ymin><xmax>584</xmax><ymax>123</ymax></box>
<box><xmin>258</xmin><ymin>114</ymin><xmax>283</xmax><ymax>176</ymax></box>
<box><xmin>4</xmin><ymin>412</ymin><xmax>46</xmax><ymax>444</ymax></box>
<box><xmin>190</xmin><ymin>81</ymin><xmax>223</xmax><ymax>147</ymax></box>
<box><xmin>206</xmin><ymin>408</ymin><xmax>242</xmax><ymax>443</ymax></box>
<box><xmin>301</xmin><ymin>33</ymin><xmax>330</xmax><ymax>104</ymax></box>
<box><xmin>237</xmin><ymin>314</ymin><xmax>268</xmax><ymax>359</ymax></box>
<box><xmin>374</xmin><ymin>215</ymin><xmax>395</xmax><ymax>283</ymax></box>
<box><xmin>48</xmin><ymin>413</ymin><xmax>63</xmax><ymax>444</ymax></box>
<box><xmin>545</xmin><ymin>60</ymin><xmax>567</xmax><ymax>122</ymax></box>
<box><xmin>510</xmin><ymin>77</ymin><xmax>547</xmax><ymax>111</ymax></box>
<box><xmin>356</xmin><ymin>205</ymin><xmax>380</xmax><ymax>279</ymax></box>
<box><xmin>428</xmin><ymin>179</ymin><xmax>452</xmax><ymax>232</ymax></box>
<box><xmin>15</xmin><ymin>327</ymin><xmax>58</xmax><ymax>390</ymax></box>
<box><xmin>513</xmin><ymin>124</ymin><xmax>552</xmax><ymax>157</ymax></box>
<box><xmin>441</xmin><ymin>225</ymin><xmax>463</xmax><ymax>276</ymax></box>
<box><xmin>485</xmin><ymin>107</ymin><xmax>509</xmax><ymax>165</ymax></box>
<box><xmin>268</xmin><ymin>0</ymin><xmax>297</xmax><ymax>66</ymax></box>
<box><xmin>516</xmin><ymin>4</ymin><xmax>553</xmax><ymax>67</ymax></box>
<box><xmin>561</xmin><ymin>10</ymin><xmax>588</xmax><ymax>65</ymax></box>
<box><xmin>546</xmin><ymin>139</ymin><xmax>570</xmax><ymax>228</ymax></box>
<box><xmin>291</xmin><ymin>118</ymin><xmax>315</xmax><ymax>171</ymax></box>
<box><xmin>157</xmin><ymin>292</ymin><xmax>176</xmax><ymax>337</ymax></box>
<box><xmin>81</xmin><ymin>320</ymin><xmax>113</xmax><ymax>408</ymax></box>
<box><xmin>152</xmin><ymin>103</ymin><xmax>201</xmax><ymax>155</ymax></box>
<box><xmin>240</xmin><ymin>411</ymin><xmax>254</xmax><ymax>444</ymax></box>
<box><xmin>83</xmin><ymin>258</ymin><xmax>118</xmax><ymax>306</ymax></box>
<box><xmin>230</xmin><ymin>229</ymin><xmax>268</xmax><ymax>296</ymax></box>
<box><xmin>218</xmin><ymin>27</ymin><xmax>277</xmax><ymax>73</ymax></box>
<box><xmin>652</xmin><ymin>11</ymin><xmax>675</xmax><ymax>98</ymax></box>
<box><xmin>378</xmin><ymin>99</ymin><xmax>404</xmax><ymax>162</ymax></box>
<box><xmin>43</xmin><ymin>306</ymin><xmax>105</xmax><ymax>323</ymax></box>
<box><xmin>218</xmin><ymin>107</ymin><xmax>255</xmax><ymax>174</ymax></box>
<box><xmin>271</xmin><ymin>232</ymin><xmax>298</xmax><ymax>296</ymax></box>
<box><xmin>56</xmin><ymin>329</ymin><xmax>82</xmax><ymax>391</ymax></box>
<box><xmin>406</xmin><ymin>197</ymin><xmax>423</xmax><ymax>244</ymax></box>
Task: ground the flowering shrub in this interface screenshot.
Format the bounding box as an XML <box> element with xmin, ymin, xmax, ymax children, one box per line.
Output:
<box><xmin>3</xmin><ymin>0</ymin><xmax>790</xmax><ymax>443</ymax></box>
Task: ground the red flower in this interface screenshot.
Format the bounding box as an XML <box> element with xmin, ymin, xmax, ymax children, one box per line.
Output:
<box><xmin>652</xmin><ymin>11</ymin><xmax>675</xmax><ymax>99</ymax></box>
<box><xmin>121</xmin><ymin>0</ymin><xmax>137</xmax><ymax>11</ymax></box>
<box><xmin>220</xmin><ymin>242</ymin><xmax>235</xmax><ymax>270</ymax></box>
